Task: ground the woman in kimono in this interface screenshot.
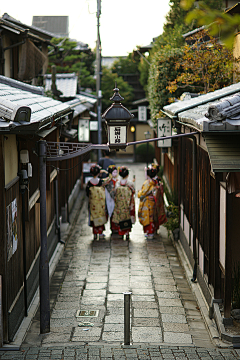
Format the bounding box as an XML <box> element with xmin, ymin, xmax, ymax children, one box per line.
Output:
<box><xmin>138</xmin><ymin>165</ymin><xmax>158</xmax><ymax>239</ymax></box>
<box><xmin>112</xmin><ymin>166</ymin><xmax>135</xmax><ymax>240</ymax></box>
<box><xmin>86</xmin><ymin>164</ymin><xmax>107</xmax><ymax>240</ymax></box>
<box><xmin>103</xmin><ymin>165</ymin><xmax>119</xmax><ymax>236</ymax></box>
<box><xmin>151</xmin><ymin>163</ymin><xmax>167</xmax><ymax>232</ymax></box>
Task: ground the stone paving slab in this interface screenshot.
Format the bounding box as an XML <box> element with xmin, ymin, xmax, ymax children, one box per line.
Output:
<box><xmin>132</xmin><ymin>318</ymin><xmax>160</xmax><ymax>327</ymax></box>
<box><xmin>159</xmin><ymin>306</ymin><xmax>186</xmax><ymax>315</ymax></box>
<box><xmin>161</xmin><ymin>313</ymin><xmax>187</xmax><ymax>324</ymax></box>
<box><xmin>164</xmin><ymin>332</ymin><xmax>192</xmax><ymax>344</ymax></box>
<box><xmin>132</xmin><ymin>327</ymin><xmax>163</xmax><ymax>343</ymax></box>
<box><xmin>162</xmin><ymin>322</ymin><xmax>189</xmax><ymax>333</ymax></box>
<box><xmin>133</xmin><ymin>309</ymin><xmax>159</xmax><ymax>318</ymax></box>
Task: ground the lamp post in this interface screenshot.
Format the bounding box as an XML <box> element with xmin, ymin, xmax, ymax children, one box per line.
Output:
<box><xmin>102</xmin><ymin>85</ymin><xmax>134</xmax><ymax>150</ymax></box>
<box><xmin>130</xmin><ymin>125</ymin><xmax>136</xmax><ymax>162</ymax></box>
<box><xmin>144</xmin><ymin>130</ymin><xmax>151</xmax><ymax>167</ymax></box>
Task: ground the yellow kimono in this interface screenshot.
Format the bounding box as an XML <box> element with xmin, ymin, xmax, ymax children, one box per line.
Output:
<box><xmin>138</xmin><ymin>179</ymin><xmax>156</xmax><ymax>227</ymax></box>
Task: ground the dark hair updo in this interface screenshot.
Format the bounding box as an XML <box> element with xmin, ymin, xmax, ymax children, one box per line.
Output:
<box><xmin>108</xmin><ymin>165</ymin><xmax>117</xmax><ymax>174</ymax></box>
<box><xmin>119</xmin><ymin>166</ymin><xmax>129</xmax><ymax>179</ymax></box>
<box><xmin>90</xmin><ymin>164</ymin><xmax>101</xmax><ymax>176</ymax></box>
<box><xmin>147</xmin><ymin>166</ymin><xmax>158</xmax><ymax>179</ymax></box>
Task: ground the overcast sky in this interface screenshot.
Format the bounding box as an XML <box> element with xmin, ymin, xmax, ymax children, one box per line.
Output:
<box><xmin>0</xmin><ymin>0</ymin><xmax>171</xmax><ymax>56</ymax></box>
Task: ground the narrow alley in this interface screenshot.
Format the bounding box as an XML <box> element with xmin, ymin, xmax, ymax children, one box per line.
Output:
<box><xmin>1</xmin><ymin>163</ymin><xmax>239</xmax><ymax>360</ymax></box>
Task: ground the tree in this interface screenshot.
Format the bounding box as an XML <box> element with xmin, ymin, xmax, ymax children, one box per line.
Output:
<box><xmin>167</xmin><ymin>29</ymin><xmax>234</xmax><ymax>94</ymax></box>
<box><xmin>148</xmin><ymin>47</ymin><xmax>183</xmax><ymax>121</ymax></box>
<box><xmin>48</xmin><ymin>38</ymin><xmax>96</xmax><ymax>91</ymax></box>
<box><xmin>181</xmin><ymin>0</ymin><xmax>239</xmax><ymax>48</ymax></box>
<box><xmin>146</xmin><ymin>0</ymin><xmax>235</xmax><ymax>126</ymax></box>
<box><xmin>101</xmin><ymin>67</ymin><xmax>134</xmax><ymax>112</ymax></box>
<box><xmin>111</xmin><ymin>53</ymin><xmax>140</xmax><ymax>75</ymax></box>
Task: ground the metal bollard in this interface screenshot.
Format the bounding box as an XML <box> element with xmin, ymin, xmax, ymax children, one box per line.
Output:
<box><xmin>123</xmin><ymin>292</ymin><xmax>132</xmax><ymax>345</ymax></box>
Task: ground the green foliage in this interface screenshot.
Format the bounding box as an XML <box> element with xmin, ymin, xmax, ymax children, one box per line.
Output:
<box><xmin>147</xmin><ymin>0</ymin><xmax>237</xmax><ymax>126</ymax></box>
<box><xmin>181</xmin><ymin>0</ymin><xmax>239</xmax><ymax>49</ymax></box>
<box><xmin>48</xmin><ymin>38</ymin><xmax>96</xmax><ymax>92</ymax></box>
<box><xmin>138</xmin><ymin>55</ymin><xmax>150</xmax><ymax>93</ymax></box>
<box><xmin>232</xmin><ymin>263</ymin><xmax>240</xmax><ymax>309</ymax></box>
<box><xmin>164</xmin><ymin>0</ymin><xmax>193</xmax><ymax>34</ymax></box>
<box><xmin>153</xmin><ymin>24</ymin><xmax>187</xmax><ymax>50</ymax></box>
<box><xmin>112</xmin><ymin>53</ymin><xmax>140</xmax><ymax>75</ymax></box>
<box><xmin>163</xmin><ymin>202</ymin><xmax>180</xmax><ymax>236</ymax></box>
<box><xmin>135</xmin><ymin>143</ymin><xmax>155</xmax><ymax>162</ymax></box>
<box><xmin>148</xmin><ymin>47</ymin><xmax>184</xmax><ymax>123</ymax></box>
<box><xmin>101</xmin><ymin>67</ymin><xmax>134</xmax><ymax>112</ymax></box>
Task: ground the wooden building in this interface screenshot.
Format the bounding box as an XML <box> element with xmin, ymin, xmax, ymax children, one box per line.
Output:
<box><xmin>0</xmin><ymin>75</ymin><xmax>96</xmax><ymax>344</ymax></box>
<box><xmin>162</xmin><ymin>82</ymin><xmax>240</xmax><ymax>339</ymax></box>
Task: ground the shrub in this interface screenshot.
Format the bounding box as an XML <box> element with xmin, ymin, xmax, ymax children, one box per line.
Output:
<box><xmin>135</xmin><ymin>143</ymin><xmax>155</xmax><ymax>162</ymax></box>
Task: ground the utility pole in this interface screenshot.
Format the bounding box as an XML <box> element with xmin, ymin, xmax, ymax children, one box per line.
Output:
<box><xmin>96</xmin><ymin>0</ymin><xmax>102</xmax><ymax>161</ymax></box>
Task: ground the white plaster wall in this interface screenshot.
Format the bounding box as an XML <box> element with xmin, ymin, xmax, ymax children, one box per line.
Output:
<box><xmin>4</xmin><ymin>135</ymin><xmax>18</xmax><ymax>185</ymax></box>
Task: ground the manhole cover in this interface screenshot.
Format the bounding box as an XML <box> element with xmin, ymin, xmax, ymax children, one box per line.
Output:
<box><xmin>76</xmin><ymin>310</ymin><xmax>99</xmax><ymax>318</ymax></box>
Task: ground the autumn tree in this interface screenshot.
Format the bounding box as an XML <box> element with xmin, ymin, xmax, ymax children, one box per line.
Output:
<box><xmin>167</xmin><ymin>29</ymin><xmax>234</xmax><ymax>94</ymax></box>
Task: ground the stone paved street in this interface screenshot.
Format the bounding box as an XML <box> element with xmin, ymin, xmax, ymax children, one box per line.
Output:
<box><xmin>0</xmin><ymin>163</ymin><xmax>239</xmax><ymax>359</ymax></box>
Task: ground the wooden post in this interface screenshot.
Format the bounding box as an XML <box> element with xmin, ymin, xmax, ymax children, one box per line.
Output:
<box><xmin>224</xmin><ymin>192</ymin><xmax>233</xmax><ymax>318</ymax></box>
<box><xmin>214</xmin><ymin>173</ymin><xmax>221</xmax><ymax>299</ymax></box>
<box><xmin>39</xmin><ymin>140</ymin><xmax>50</xmax><ymax>334</ymax></box>
<box><xmin>0</xmin><ymin>275</ymin><xmax>3</xmax><ymax>348</ymax></box>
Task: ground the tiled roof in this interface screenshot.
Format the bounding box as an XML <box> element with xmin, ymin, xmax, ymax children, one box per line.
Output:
<box><xmin>44</xmin><ymin>73</ymin><xmax>78</xmax><ymax>98</ymax></box>
<box><xmin>163</xmin><ymin>82</ymin><xmax>240</xmax><ymax>132</ymax></box>
<box><xmin>1</xmin><ymin>13</ymin><xmax>55</xmax><ymax>41</ymax></box>
<box><xmin>0</xmin><ymin>77</ymin><xmax>71</xmax><ymax>134</ymax></box>
<box><xmin>66</xmin><ymin>94</ymin><xmax>97</xmax><ymax>117</ymax></box>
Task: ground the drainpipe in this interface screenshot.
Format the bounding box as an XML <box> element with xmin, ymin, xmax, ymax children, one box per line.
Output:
<box><xmin>190</xmin><ymin>135</ymin><xmax>198</xmax><ymax>282</ymax></box>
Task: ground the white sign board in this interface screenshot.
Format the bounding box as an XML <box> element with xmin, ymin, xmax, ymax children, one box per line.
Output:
<box><xmin>109</xmin><ymin>126</ymin><xmax>126</xmax><ymax>145</ymax></box>
<box><xmin>90</xmin><ymin>121</ymin><xmax>98</xmax><ymax>131</ymax></box>
<box><xmin>78</xmin><ymin>119</ymin><xmax>89</xmax><ymax>142</ymax></box>
<box><xmin>157</xmin><ymin>118</ymin><xmax>172</xmax><ymax>147</ymax></box>
<box><xmin>138</xmin><ymin>106</ymin><xmax>147</xmax><ymax>121</ymax></box>
<box><xmin>82</xmin><ymin>162</ymin><xmax>96</xmax><ymax>173</ymax></box>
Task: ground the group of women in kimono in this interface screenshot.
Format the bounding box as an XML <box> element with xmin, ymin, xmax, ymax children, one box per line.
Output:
<box><xmin>86</xmin><ymin>163</ymin><xmax>167</xmax><ymax>241</ymax></box>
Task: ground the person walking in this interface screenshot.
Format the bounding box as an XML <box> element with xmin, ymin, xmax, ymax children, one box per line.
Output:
<box><xmin>86</xmin><ymin>164</ymin><xmax>107</xmax><ymax>240</ymax></box>
<box><xmin>138</xmin><ymin>165</ymin><xmax>159</xmax><ymax>239</ymax></box>
<box><xmin>151</xmin><ymin>163</ymin><xmax>167</xmax><ymax>232</ymax></box>
<box><xmin>112</xmin><ymin>166</ymin><xmax>135</xmax><ymax>240</ymax></box>
<box><xmin>98</xmin><ymin>150</ymin><xmax>115</xmax><ymax>178</ymax></box>
<box><xmin>103</xmin><ymin>165</ymin><xmax>119</xmax><ymax>236</ymax></box>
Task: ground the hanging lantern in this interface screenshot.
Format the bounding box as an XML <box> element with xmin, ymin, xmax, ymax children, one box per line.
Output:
<box><xmin>102</xmin><ymin>85</ymin><xmax>134</xmax><ymax>150</ymax></box>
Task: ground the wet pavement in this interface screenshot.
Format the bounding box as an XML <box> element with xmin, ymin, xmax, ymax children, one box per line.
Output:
<box><xmin>1</xmin><ymin>163</ymin><xmax>240</xmax><ymax>359</ymax></box>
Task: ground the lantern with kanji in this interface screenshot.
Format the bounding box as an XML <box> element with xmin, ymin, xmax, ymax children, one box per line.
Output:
<box><xmin>102</xmin><ymin>85</ymin><xmax>134</xmax><ymax>150</ymax></box>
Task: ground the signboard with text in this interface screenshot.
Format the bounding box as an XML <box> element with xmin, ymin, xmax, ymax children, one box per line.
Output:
<box><xmin>109</xmin><ymin>126</ymin><xmax>126</xmax><ymax>145</ymax></box>
<box><xmin>157</xmin><ymin>118</ymin><xmax>172</xmax><ymax>148</ymax></box>
<box><xmin>138</xmin><ymin>106</ymin><xmax>147</xmax><ymax>121</ymax></box>
<box><xmin>78</xmin><ymin>119</ymin><xmax>90</xmax><ymax>142</ymax></box>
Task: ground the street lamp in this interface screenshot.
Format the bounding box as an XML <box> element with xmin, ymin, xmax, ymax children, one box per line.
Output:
<box><xmin>102</xmin><ymin>85</ymin><xmax>134</xmax><ymax>150</ymax></box>
<box><xmin>144</xmin><ymin>130</ymin><xmax>151</xmax><ymax>167</ymax></box>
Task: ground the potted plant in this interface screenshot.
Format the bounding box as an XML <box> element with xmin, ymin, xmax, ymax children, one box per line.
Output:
<box><xmin>164</xmin><ymin>202</ymin><xmax>179</xmax><ymax>240</ymax></box>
